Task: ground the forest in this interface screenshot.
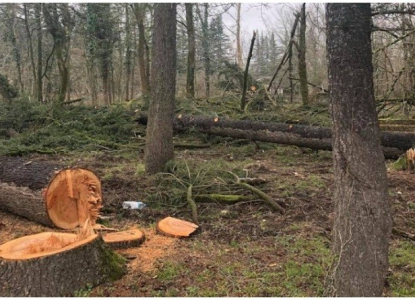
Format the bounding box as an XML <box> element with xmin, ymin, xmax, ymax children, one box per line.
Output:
<box><xmin>1</xmin><ymin>2</ymin><xmax>415</xmax><ymax>297</ymax></box>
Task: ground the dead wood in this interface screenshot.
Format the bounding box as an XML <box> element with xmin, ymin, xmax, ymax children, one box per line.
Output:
<box><xmin>156</xmin><ymin>216</ymin><xmax>198</xmax><ymax>237</ymax></box>
<box><xmin>194</xmin><ymin>194</ymin><xmax>251</xmax><ymax>203</ymax></box>
<box><xmin>0</xmin><ymin>233</ymin><xmax>126</xmax><ymax>296</ymax></box>
<box><xmin>0</xmin><ymin>157</ymin><xmax>102</xmax><ymax>229</ymax></box>
<box><xmin>102</xmin><ymin>228</ymin><xmax>145</xmax><ymax>249</ymax></box>
<box><xmin>228</xmin><ymin>171</ymin><xmax>285</xmax><ymax>214</ymax></box>
<box><xmin>137</xmin><ymin>114</ymin><xmax>408</xmax><ymax>158</ymax></box>
<box><xmin>241</xmin><ymin>31</ymin><xmax>256</xmax><ymax>110</ymax></box>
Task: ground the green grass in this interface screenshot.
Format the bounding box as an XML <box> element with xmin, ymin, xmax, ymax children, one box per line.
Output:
<box><xmin>388</xmin><ymin>240</ymin><xmax>415</xmax><ymax>296</ymax></box>
<box><xmin>150</xmin><ymin>230</ymin><xmax>330</xmax><ymax>297</ymax></box>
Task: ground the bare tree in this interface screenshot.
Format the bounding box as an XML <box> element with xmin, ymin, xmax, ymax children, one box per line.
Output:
<box><xmin>325</xmin><ymin>3</ymin><xmax>392</xmax><ymax>296</ymax></box>
<box><xmin>43</xmin><ymin>4</ymin><xmax>74</xmax><ymax>104</ymax></box>
<box><xmin>185</xmin><ymin>3</ymin><xmax>196</xmax><ymax>99</ymax></box>
<box><xmin>297</xmin><ymin>3</ymin><xmax>309</xmax><ymax>105</ymax></box>
<box><xmin>145</xmin><ymin>3</ymin><xmax>177</xmax><ymax>174</ymax></box>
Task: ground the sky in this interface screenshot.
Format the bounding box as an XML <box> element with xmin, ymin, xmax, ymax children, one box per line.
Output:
<box><xmin>221</xmin><ymin>3</ymin><xmax>301</xmax><ymax>55</ymax></box>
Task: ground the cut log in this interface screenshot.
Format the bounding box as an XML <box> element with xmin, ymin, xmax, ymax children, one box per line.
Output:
<box><xmin>103</xmin><ymin>228</ymin><xmax>145</xmax><ymax>249</ymax></box>
<box><xmin>0</xmin><ymin>232</ymin><xmax>126</xmax><ymax>296</ymax></box>
<box><xmin>156</xmin><ymin>217</ymin><xmax>199</xmax><ymax>237</ymax></box>
<box><xmin>137</xmin><ymin>114</ymin><xmax>412</xmax><ymax>158</ymax></box>
<box><xmin>0</xmin><ymin>156</ymin><xmax>102</xmax><ymax>229</ymax></box>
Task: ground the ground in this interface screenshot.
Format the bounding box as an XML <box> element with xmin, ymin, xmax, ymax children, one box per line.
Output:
<box><xmin>1</xmin><ymin>133</ymin><xmax>415</xmax><ymax>296</ymax></box>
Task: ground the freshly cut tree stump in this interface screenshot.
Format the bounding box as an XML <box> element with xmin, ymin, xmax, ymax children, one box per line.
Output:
<box><xmin>157</xmin><ymin>217</ymin><xmax>199</xmax><ymax>237</ymax></box>
<box><xmin>0</xmin><ymin>232</ymin><xmax>126</xmax><ymax>296</ymax></box>
<box><xmin>103</xmin><ymin>228</ymin><xmax>145</xmax><ymax>249</ymax></box>
<box><xmin>0</xmin><ymin>157</ymin><xmax>102</xmax><ymax>229</ymax></box>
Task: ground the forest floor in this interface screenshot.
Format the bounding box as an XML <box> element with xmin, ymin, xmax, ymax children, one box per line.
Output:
<box><xmin>1</xmin><ymin>130</ymin><xmax>415</xmax><ymax>296</ymax></box>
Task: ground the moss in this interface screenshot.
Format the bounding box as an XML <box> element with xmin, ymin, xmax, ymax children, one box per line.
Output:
<box><xmin>99</xmin><ymin>242</ymin><xmax>127</xmax><ymax>281</ymax></box>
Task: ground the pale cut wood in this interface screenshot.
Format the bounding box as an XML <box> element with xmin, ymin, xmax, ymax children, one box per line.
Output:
<box><xmin>156</xmin><ymin>217</ymin><xmax>198</xmax><ymax>237</ymax></box>
<box><xmin>0</xmin><ymin>233</ymin><xmax>126</xmax><ymax>296</ymax></box>
<box><xmin>45</xmin><ymin>168</ymin><xmax>102</xmax><ymax>229</ymax></box>
<box><xmin>103</xmin><ymin>228</ymin><xmax>145</xmax><ymax>249</ymax></box>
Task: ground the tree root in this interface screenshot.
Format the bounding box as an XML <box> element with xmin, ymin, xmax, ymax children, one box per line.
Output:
<box><xmin>392</xmin><ymin>228</ymin><xmax>415</xmax><ymax>241</ymax></box>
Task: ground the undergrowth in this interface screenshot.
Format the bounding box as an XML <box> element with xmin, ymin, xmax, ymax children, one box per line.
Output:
<box><xmin>0</xmin><ymin>98</ymin><xmax>137</xmax><ymax>155</ymax></box>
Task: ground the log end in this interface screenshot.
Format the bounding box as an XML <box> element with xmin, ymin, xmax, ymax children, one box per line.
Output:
<box><xmin>156</xmin><ymin>217</ymin><xmax>199</xmax><ymax>237</ymax></box>
<box><xmin>45</xmin><ymin>169</ymin><xmax>102</xmax><ymax>230</ymax></box>
<box><xmin>103</xmin><ymin>228</ymin><xmax>145</xmax><ymax>249</ymax></box>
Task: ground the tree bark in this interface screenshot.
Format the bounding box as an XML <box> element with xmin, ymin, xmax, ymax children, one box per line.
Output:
<box><xmin>236</xmin><ymin>3</ymin><xmax>243</xmax><ymax>68</ymax></box>
<box><xmin>298</xmin><ymin>3</ymin><xmax>309</xmax><ymax>105</ymax></box>
<box><xmin>325</xmin><ymin>4</ymin><xmax>392</xmax><ymax>296</ymax></box>
<box><xmin>36</xmin><ymin>3</ymin><xmax>43</xmax><ymax>102</ymax></box>
<box><xmin>0</xmin><ymin>233</ymin><xmax>125</xmax><ymax>296</ymax></box>
<box><xmin>144</xmin><ymin>4</ymin><xmax>177</xmax><ymax>174</ymax></box>
<box><xmin>133</xmin><ymin>4</ymin><xmax>151</xmax><ymax>97</ymax></box>
<box><xmin>241</xmin><ymin>31</ymin><xmax>256</xmax><ymax>110</ymax></box>
<box><xmin>185</xmin><ymin>3</ymin><xmax>196</xmax><ymax>99</ymax></box>
<box><xmin>23</xmin><ymin>4</ymin><xmax>37</xmax><ymax>98</ymax></box>
<box><xmin>197</xmin><ymin>4</ymin><xmax>211</xmax><ymax>98</ymax></box>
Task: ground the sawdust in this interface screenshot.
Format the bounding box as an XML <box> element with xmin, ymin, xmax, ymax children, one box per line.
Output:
<box><xmin>117</xmin><ymin>228</ymin><xmax>178</xmax><ymax>272</ymax></box>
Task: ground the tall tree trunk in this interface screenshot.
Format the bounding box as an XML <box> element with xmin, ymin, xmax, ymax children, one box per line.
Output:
<box><xmin>144</xmin><ymin>3</ymin><xmax>177</xmax><ymax>174</ymax></box>
<box><xmin>23</xmin><ymin>4</ymin><xmax>37</xmax><ymax>98</ymax></box>
<box><xmin>125</xmin><ymin>4</ymin><xmax>132</xmax><ymax>101</ymax></box>
<box><xmin>43</xmin><ymin>4</ymin><xmax>73</xmax><ymax>104</ymax></box>
<box><xmin>325</xmin><ymin>4</ymin><xmax>392</xmax><ymax>296</ymax></box>
<box><xmin>35</xmin><ymin>3</ymin><xmax>43</xmax><ymax>102</ymax></box>
<box><xmin>298</xmin><ymin>3</ymin><xmax>309</xmax><ymax>105</ymax></box>
<box><xmin>185</xmin><ymin>3</ymin><xmax>195</xmax><ymax>99</ymax></box>
<box><xmin>236</xmin><ymin>3</ymin><xmax>243</xmax><ymax>68</ymax></box>
<box><xmin>197</xmin><ymin>4</ymin><xmax>211</xmax><ymax>98</ymax></box>
<box><xmin>5</xmin><ymin>4</ymin><xmax>23</xmax><ymax>92</ymax></box>
<box><xmin>133</xmin><ymin>4</ymin><xmax>151</xmax><ymax>97</ymax></box>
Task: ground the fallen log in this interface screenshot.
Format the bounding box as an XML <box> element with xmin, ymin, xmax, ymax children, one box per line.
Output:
<box><xmin>0</xmin><ymin>156</ymin><xmax>102</xmax><ymax>229</ymax></box>
<box><xmin>137</xmin><ymin>114</ymin><xmax>407</xmax><ymax>158</ymax></box>
<box><xmin>0</xmin><ymin>232</ymin><xmax>126</xmax><ymax>296</ymax></box>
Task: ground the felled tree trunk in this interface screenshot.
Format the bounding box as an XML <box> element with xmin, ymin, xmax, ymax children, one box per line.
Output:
<box><xmin>0</xmin><ymin>232</ymin><xmax>125</xmax><ymax>296</ymax></box>
<box><xmin>0</xmin><ymin>156</ymin><xmax>102</xmax><ymax>228</ymax></box>
<box><xmin>137</xmin><ymin>114</ymin><xmax>408</xmax><ymax>158</ymax></box>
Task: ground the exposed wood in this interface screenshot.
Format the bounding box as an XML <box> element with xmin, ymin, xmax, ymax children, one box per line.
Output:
<box><xmin>0</xmin><ymin>233</ymin><xmax>125</xmax><ymax>296</ymax></box>
<box><xmin>103</xmin><ymin>228</ymin><xmax>145</xmax><ymax>249</ymax></box>
<box><xmin>0</xmin><ymin>157</ymin><xmax>102</xmax><ymax>228</ymax></box>
<box><xmin>137</xmin><ymin>114</ymin><xmax>410</xmax><ymax>158</ymax></box>
<box><xmin>156</xmin><ymin>216</ymin><xmax>198</xmax><ymax>237</ymax></box>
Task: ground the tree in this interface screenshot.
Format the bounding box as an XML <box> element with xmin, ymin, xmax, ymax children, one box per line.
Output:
<box><xmin>35</xmin><ymin>3</ymin><xmax>43</xmax><ymax>102</ymax></box>
<box><xmin>43</xmin><ymin>3</ymin><xmax>74</xmax><ymax>104</ymax></box>
<box><xmin>132</xmin><ymin>3</ymin><xmax>151</xmax><ymax>97</ymax></box>
<box><xmin>325</xmin><ymin>4</ymin><xmax>392</xmax><ymax>296</ymax></box>
<box><xmin>144</xmin><ymin>3</ymin><xmax>177</xmax><ymax>174</ymax></box>
<box><xmin>185</xmin><ymin>3</ymin><xmax>196</xmax><ymax>99</ymax></box>
<box><xmin>236</xmin><ymin>3</ymin><xmax>243</xmax><ymax>68</ymax></box>
<box><xmin>297</xmin><ymin>3</ymin><xmax>309</xmax><ymax>105</ymax></box>
<box><xmin>196</xmin><ymin>3</ymin><xmax>211</xmax><ymax>98</ymax></box>
<box><xmin>85</xmin><ymin>4</ymin><xmax>114</xmax><ymax>105</ymax></box>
